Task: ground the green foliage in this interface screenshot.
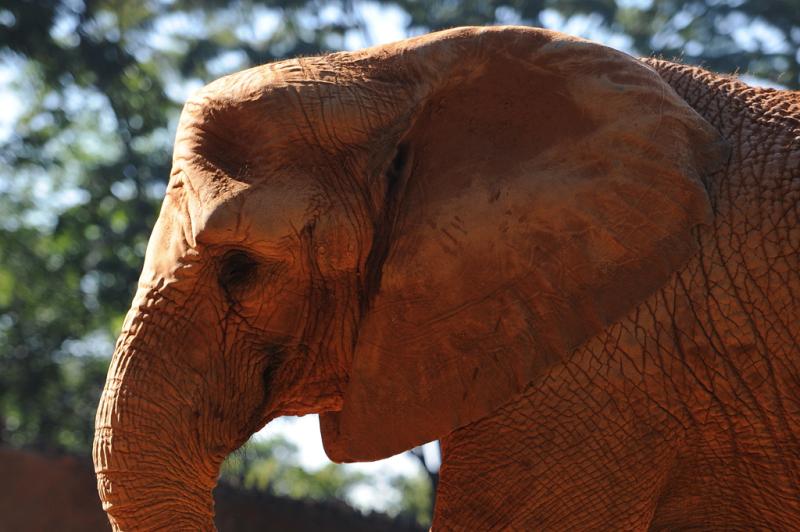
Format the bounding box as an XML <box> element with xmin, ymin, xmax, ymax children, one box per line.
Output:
<box><xmin>220</xmin><ymin>437</ymin><xmax>369</xmax><ymax>501</ymax></box>
<box><xmin>609</xmin><ymin>0</ymin><xmax>800</xmax><ymax>87</ymax></box>
<box><xmin>220</xmin><ymin>436</ymin><xmax>434</xmax><ymax>526</ymax></box>
<box><xmin>387</xmin><ymin>469</ymin><xmax>434</xmax><ymax>527</ymax></box>
<box><xmin>393</xmin><ymin>0</ymin><xmax>799</xmax><ymax>87</ymax></box>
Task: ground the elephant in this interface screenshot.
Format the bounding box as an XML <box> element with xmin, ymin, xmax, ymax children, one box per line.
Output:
<box><xmin>93</xmin><ymin>25</ymin><xmax>800</xmax><ymax>530</ymax></box>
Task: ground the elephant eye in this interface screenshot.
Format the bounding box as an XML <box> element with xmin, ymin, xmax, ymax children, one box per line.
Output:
<box><xmin>218</xmin><ymin>250</ymin><xmax>260</xmax><ymax>294</ymax></box>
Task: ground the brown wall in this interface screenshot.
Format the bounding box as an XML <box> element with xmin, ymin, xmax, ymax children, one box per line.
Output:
<box><xmin>0</xmin><ymin>448</ymin><xmax>422</xmax><ymax>532</ymax></box>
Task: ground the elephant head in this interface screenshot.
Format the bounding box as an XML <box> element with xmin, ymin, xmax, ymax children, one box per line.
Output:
<box><xmin>93</xmin><ymin>26</ymin><xmax>725</xmax><ymax>529</ymax></box>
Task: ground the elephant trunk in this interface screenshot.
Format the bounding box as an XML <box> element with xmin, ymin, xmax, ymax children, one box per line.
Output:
<box><xmin>93</xmin><ymin>300</ymin><xmax>218</xmax><ymax>531</ymax></box>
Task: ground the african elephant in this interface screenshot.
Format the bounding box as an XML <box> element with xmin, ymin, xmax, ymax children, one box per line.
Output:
<box><xmin>93</xmin><ymin>26</ymin><xmax>800</xmax><ymax>530</ymax></box>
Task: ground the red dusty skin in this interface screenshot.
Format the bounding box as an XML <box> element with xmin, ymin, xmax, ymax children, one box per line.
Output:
<box><xmin>93</xmin><ymin>25</ymin><xmax>799</xmax><ymax>530</ymax></box>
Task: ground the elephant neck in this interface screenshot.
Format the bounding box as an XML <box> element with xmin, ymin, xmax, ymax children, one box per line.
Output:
<box><xmin>434</xmin><ymin>72</ymin><xmax>800</xmax><ymax>522</ymax></box>
<box><xmin>647</xmin><ymin>58</ymin><xmax>799</xmax><ymax>220</ymax></box>
<box><xmin>434</xmin><ymin>301</ymin><xmax>800</xmax><ymax>529</ymax></box>
<box><xmin>431</xmin><ymin>60</ymin><xmax>800</xmax><ymax>531</ymax></box>
<box><xmin>651</xmin><ymin>58</ymin><xmax>800</xmax><ymax>442</ymax></box>
<box><xmin>434</xmin><ymin>335</ymin><xmax>685</xmax><ymax>529</ymax></box>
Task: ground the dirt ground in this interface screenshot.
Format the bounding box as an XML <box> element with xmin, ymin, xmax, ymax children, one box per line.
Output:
<box><xmin>0</xmin><ymin>447</ymin><xmax>422</xmax><ymax>532</ymax></box>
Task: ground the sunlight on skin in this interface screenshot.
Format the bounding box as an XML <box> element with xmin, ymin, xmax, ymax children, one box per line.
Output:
<box><xmin>247</xmin><ymin>3</ymin><xmax>638</xmax><ymax>510</ymax></box>
<box><xmin>3</xmin><ymin>0</ymin><xmax>784</xmax><ymax>518</ymax></box>
<box><xmin>250</xmin><ymin>3</ymin><xmax>436</xmax><ymax>513</ymax></box>
<box><xmin>222</xmin><ymin>15</ymin><xmax>784</xmax><ymax>508</ymax></box>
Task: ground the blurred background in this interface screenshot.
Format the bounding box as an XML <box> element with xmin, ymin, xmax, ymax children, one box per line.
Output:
<box><xmin>0</xmin><ymin>0</ymin><xmax>797</xmax><ymax>530</ymax></box>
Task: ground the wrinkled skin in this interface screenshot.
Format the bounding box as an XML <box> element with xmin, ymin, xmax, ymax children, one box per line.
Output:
<box><xmin>93</xmin><ymin>26</ymin><xmax>800</xmax><ymax>530</ymax></box>
<box><xmin>435</xmin><ymin>61</ymin><xmax>800</xmax><ymax>530</ymax></box>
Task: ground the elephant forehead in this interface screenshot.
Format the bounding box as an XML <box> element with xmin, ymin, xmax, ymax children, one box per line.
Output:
<box><xmin>180</xmin><ymin>170</ymin><xmax>313</xmax><ymax>250</ymax></box>
<box><xmin>191</xmin><ymin>55</ymin><xmax>349</xmax><ymax>104</ymax></box>
<box><xmin>177</xmin><ymin>63</ymin><xmax>380</xmax><ymax>158</ymax></box>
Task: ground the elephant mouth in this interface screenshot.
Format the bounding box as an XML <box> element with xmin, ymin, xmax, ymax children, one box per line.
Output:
<box><xmin>234</xmin><ymin>342</ymin><xmax>290</xmax><ymax>441</ymax></box>
<box><xmin>239</xmin><ymin>340</ymin><xmax>344</xmax><ymax>441</ymax></box>
<box><xmin>260</xmin><ymin>342</ymin><xmax>290</xmax><ymax>398</ymax></box>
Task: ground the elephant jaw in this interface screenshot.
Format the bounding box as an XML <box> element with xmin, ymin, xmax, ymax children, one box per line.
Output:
<box><xmin>319</xmin><ymin>409</ymin><xmax>402</xmax><ymax>463</ymax></box>
<box><xmin>319</xmin><ymin>411</ymin><xmax>352</xmax><ymax>463</ymax></box>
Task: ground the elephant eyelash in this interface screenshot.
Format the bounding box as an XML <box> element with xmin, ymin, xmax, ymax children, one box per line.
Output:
<box><xmin>218</xmin><ymin>250</ymin><xmax>259</xmax><ymax>291</ymax></box>
<box><xmin>217</xmin><ymin>249</ymin><xmax>284</xmax><ymax>297</ymax></box>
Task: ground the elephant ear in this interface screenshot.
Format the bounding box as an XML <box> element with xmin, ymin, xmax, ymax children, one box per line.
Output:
<box><xmin>319</xmin><ymin>27</ymin><xmax>726</xmax><ymax>462</ymax></box>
